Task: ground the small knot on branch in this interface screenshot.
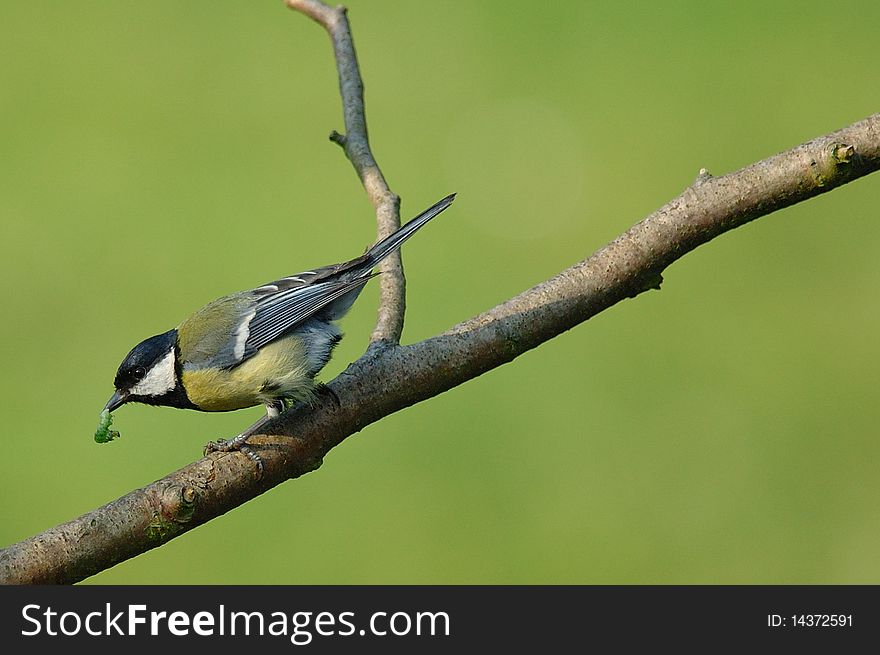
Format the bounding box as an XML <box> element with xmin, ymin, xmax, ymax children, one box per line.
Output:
<box><xmin>832</xmin><ymin>142</ymin><xmax>855</xmax><ymax>164</ymax></box>
<box><xmin>694</xmin><ymin>168</ymin><xmax>713</xmax><ymax>185</ymax></box>
<box><xmin>641</xmin><ymin>272</ymin><xmax>664</xmax><ymax>294</ymax></box>
<box><xmin>158</xmin><ymin>482</ymin><xmax>197</xmax><ymax>524</ymax></box>
<box><xmin>329</xmin><ymin>129</ymin><xmax>347</xmax><ymax>148</ymax></box>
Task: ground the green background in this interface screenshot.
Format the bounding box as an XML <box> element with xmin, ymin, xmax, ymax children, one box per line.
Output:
<box><xmin>1</xmin><ymin>1</ymin><xmax>878</xmax><ymax>584</ymax></box>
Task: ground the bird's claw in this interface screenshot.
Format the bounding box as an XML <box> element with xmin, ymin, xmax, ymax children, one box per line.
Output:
<box><xmin>203</xmin><ymin>434</ymin><xmax>264</xmax><ymax>478</ymax></box>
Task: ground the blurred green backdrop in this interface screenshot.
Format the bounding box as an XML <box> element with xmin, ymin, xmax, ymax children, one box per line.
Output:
<box><xmin>1</xmin><ymin>0</ymin><xmax>879</xmax><ymax>584</ymax></box>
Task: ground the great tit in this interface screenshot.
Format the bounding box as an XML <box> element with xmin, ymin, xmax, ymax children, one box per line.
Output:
<box><xmin>103</xmin><ymin>193</ymin><xmax>455</xmax><ymax>468</ymax></box>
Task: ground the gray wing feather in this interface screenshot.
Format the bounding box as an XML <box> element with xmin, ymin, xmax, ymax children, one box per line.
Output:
<box><xmin>227</xmin><ymin>193</ymin><xmax>455</xmax><ymax>367</ymax></box>
<box><xmin>239</xmin><ymin>275</ymin><xmax>374</xmax><ymax>361</ymax></box>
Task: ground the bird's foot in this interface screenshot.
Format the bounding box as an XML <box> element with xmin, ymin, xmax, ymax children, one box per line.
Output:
<box><xmin>204</xmin><ymin>433</ymin><xmax>264</xmax><ymax>478</ymax></box>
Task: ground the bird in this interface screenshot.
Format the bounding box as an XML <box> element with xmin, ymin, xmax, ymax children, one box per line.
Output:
<box><xmin>103</xmin><ymin>193</ymin><xmax>455</xmax><ymax>471</ymax></box>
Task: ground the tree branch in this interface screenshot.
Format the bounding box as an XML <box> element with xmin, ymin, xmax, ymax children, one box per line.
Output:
<box><xmin>1</xmin><ymin>3</ymin><xmax>877</xmax><ymax>584</ymax></box>
<box><xmin>286</xmin><ymin>0</ymin><xmax>405</xmax><ymax>347</ymax></box>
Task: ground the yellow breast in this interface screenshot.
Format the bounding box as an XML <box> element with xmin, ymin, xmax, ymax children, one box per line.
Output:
<box><xmin>181</xmin><ymin>334</ymin><xmax>315</xmax><ymax>411</ymax></box>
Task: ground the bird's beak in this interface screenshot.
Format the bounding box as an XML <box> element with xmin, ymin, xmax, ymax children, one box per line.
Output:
<box><xmin>103</xmin><ymin>390</ymin><xmax>128</xmax><ymax>413</ymax></box>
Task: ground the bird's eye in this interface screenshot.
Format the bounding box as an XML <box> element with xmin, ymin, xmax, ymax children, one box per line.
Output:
<box><xmin>132</xmin><ymin>366</ymin><xmax>147</xmax><ymax>380</ymax></box>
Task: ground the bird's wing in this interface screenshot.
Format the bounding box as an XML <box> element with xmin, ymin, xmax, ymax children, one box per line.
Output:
<box><xmin>240</xmin><ymin>273</ymin><xmax>374</xmax><ymax>360</ymax></box>
<box><xmin>178</xmin><ymin>272</ymin><xmax>372</xmax><ymax>371</ymax></box>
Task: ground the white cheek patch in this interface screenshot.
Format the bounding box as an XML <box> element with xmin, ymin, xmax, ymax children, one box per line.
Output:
<box><xmin>131</xmin><ymin>349</ymin><xmax>177</xmax><ymax>397</ymax></box>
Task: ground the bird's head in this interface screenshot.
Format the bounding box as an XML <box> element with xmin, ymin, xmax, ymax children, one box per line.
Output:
<box><xmin>104</xmin><ymin>329</ymin><xmax>185</xmax><ymax>412</ymax></box>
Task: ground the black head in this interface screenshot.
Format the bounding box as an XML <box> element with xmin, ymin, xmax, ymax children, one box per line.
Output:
<box><xmin>104</xmin><ymin>329</ymin><xmax>192</xmax><ymax>411</ymax></box>
<box><xmin>113</xmin><ymin>330</ymin><xmax>177</xmax><ymax>389</ymax></box>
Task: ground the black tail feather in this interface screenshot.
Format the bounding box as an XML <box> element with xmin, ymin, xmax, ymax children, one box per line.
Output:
<box><xmin>365</xmin><ymin>193</ymin><xmax>456</xmax><ymax>267</ymax></box>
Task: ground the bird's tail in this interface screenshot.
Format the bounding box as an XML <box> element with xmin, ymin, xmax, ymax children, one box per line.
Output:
<box><xmin>363</xmin><ymin>193</ymin><xmax>456</xmax><ymax>268</ymax></box>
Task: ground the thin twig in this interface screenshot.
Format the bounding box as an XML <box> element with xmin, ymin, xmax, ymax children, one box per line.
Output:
<box><xmin>286</xmin><ymin>0</ymin><xmax>405</xmax><ymax>347</ymax></box>
<box><xmin>2</xmin><ymin>112</ymin><xmax>878</xmax><ymax>584</ymax></box>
